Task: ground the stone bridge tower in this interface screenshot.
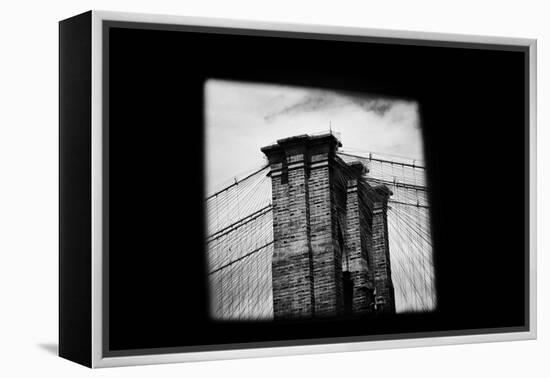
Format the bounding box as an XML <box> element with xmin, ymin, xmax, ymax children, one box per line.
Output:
<box><xmin>261</xmin><ymin>133</ymin><xmax>395</xmax><ymax>319</ymax></box>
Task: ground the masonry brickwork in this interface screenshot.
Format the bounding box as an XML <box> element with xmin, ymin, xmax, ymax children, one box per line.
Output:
<box><xmin>261</xmin><ymin>133</ymin><xmax>395</xmax><ymax>319</ymax></box>
<box><xmin>344</xmin><ymin>162</ymin><xmax>375</xmax><ymax>315</ymax></box>
<box><xmin>370</xmin><ymin>186</ymin><xmax>396</xmax><ymax>313</ymax></box>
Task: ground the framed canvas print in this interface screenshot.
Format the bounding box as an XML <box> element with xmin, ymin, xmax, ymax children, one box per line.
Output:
<box><xmin>59</xmin><ymin>10</ymin><xmax>537</xmax><ymax>368</ymax></box>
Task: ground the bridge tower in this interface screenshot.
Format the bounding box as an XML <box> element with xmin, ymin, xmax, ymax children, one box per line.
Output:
<box><xmin>261</xmin><ymin>133</ymin><xmax>395</xmax><ymax>319</ymax></box>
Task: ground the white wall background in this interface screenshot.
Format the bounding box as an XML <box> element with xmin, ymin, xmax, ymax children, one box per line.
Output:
<box><xmin>0</xmin><ymin>0</ymin><xmax>546</xmax><ymax>376</ymax></box>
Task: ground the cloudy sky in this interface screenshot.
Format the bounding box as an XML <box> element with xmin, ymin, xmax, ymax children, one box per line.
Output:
<box><xmin>205</xmin><ymin>79</ymin><xmax>423</xmax><ymax>194</ymax></box>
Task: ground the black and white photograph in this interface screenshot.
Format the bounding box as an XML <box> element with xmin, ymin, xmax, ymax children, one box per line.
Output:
<box><xmin>0</xmin><ymin>0</ymin><xmax>545</xmax><ymax>375</ymax></box>
<box><xmin>52</xmin><ymin>7</ymin><xmax>537</xmax><ymax>372</ymax></box>
<box><xmin>205</xmin><ymin>79</ymin><xmax>435</xmax><ymax>320</ymax></box>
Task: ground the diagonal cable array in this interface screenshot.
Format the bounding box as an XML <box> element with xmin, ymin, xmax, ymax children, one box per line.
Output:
<box><xmin>206</xmin><ymin>163</ymin><xmax>274</xmax><ymax>320</ymax></box>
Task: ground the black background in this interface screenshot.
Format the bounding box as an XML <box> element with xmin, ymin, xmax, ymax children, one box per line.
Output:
<box><xmin>106</xmin><ymin>23</ymin><xmax>528</xmax><ymax>354</ymax></box>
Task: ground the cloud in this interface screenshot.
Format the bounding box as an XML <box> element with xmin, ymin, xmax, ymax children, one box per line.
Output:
<box><xmin>264</xmin><ymin>91</ymin><xmax>339</xmax><ymax>121</ymax></box>
<box><xmin>349</xmin><ymin>97</ymin><xmax>394</xmax><ymax>117</ymax></box>
<box><xmin>264</xmin><ymin>89</ymin><xmax>395</xmax><ymax>122</ymax></box>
